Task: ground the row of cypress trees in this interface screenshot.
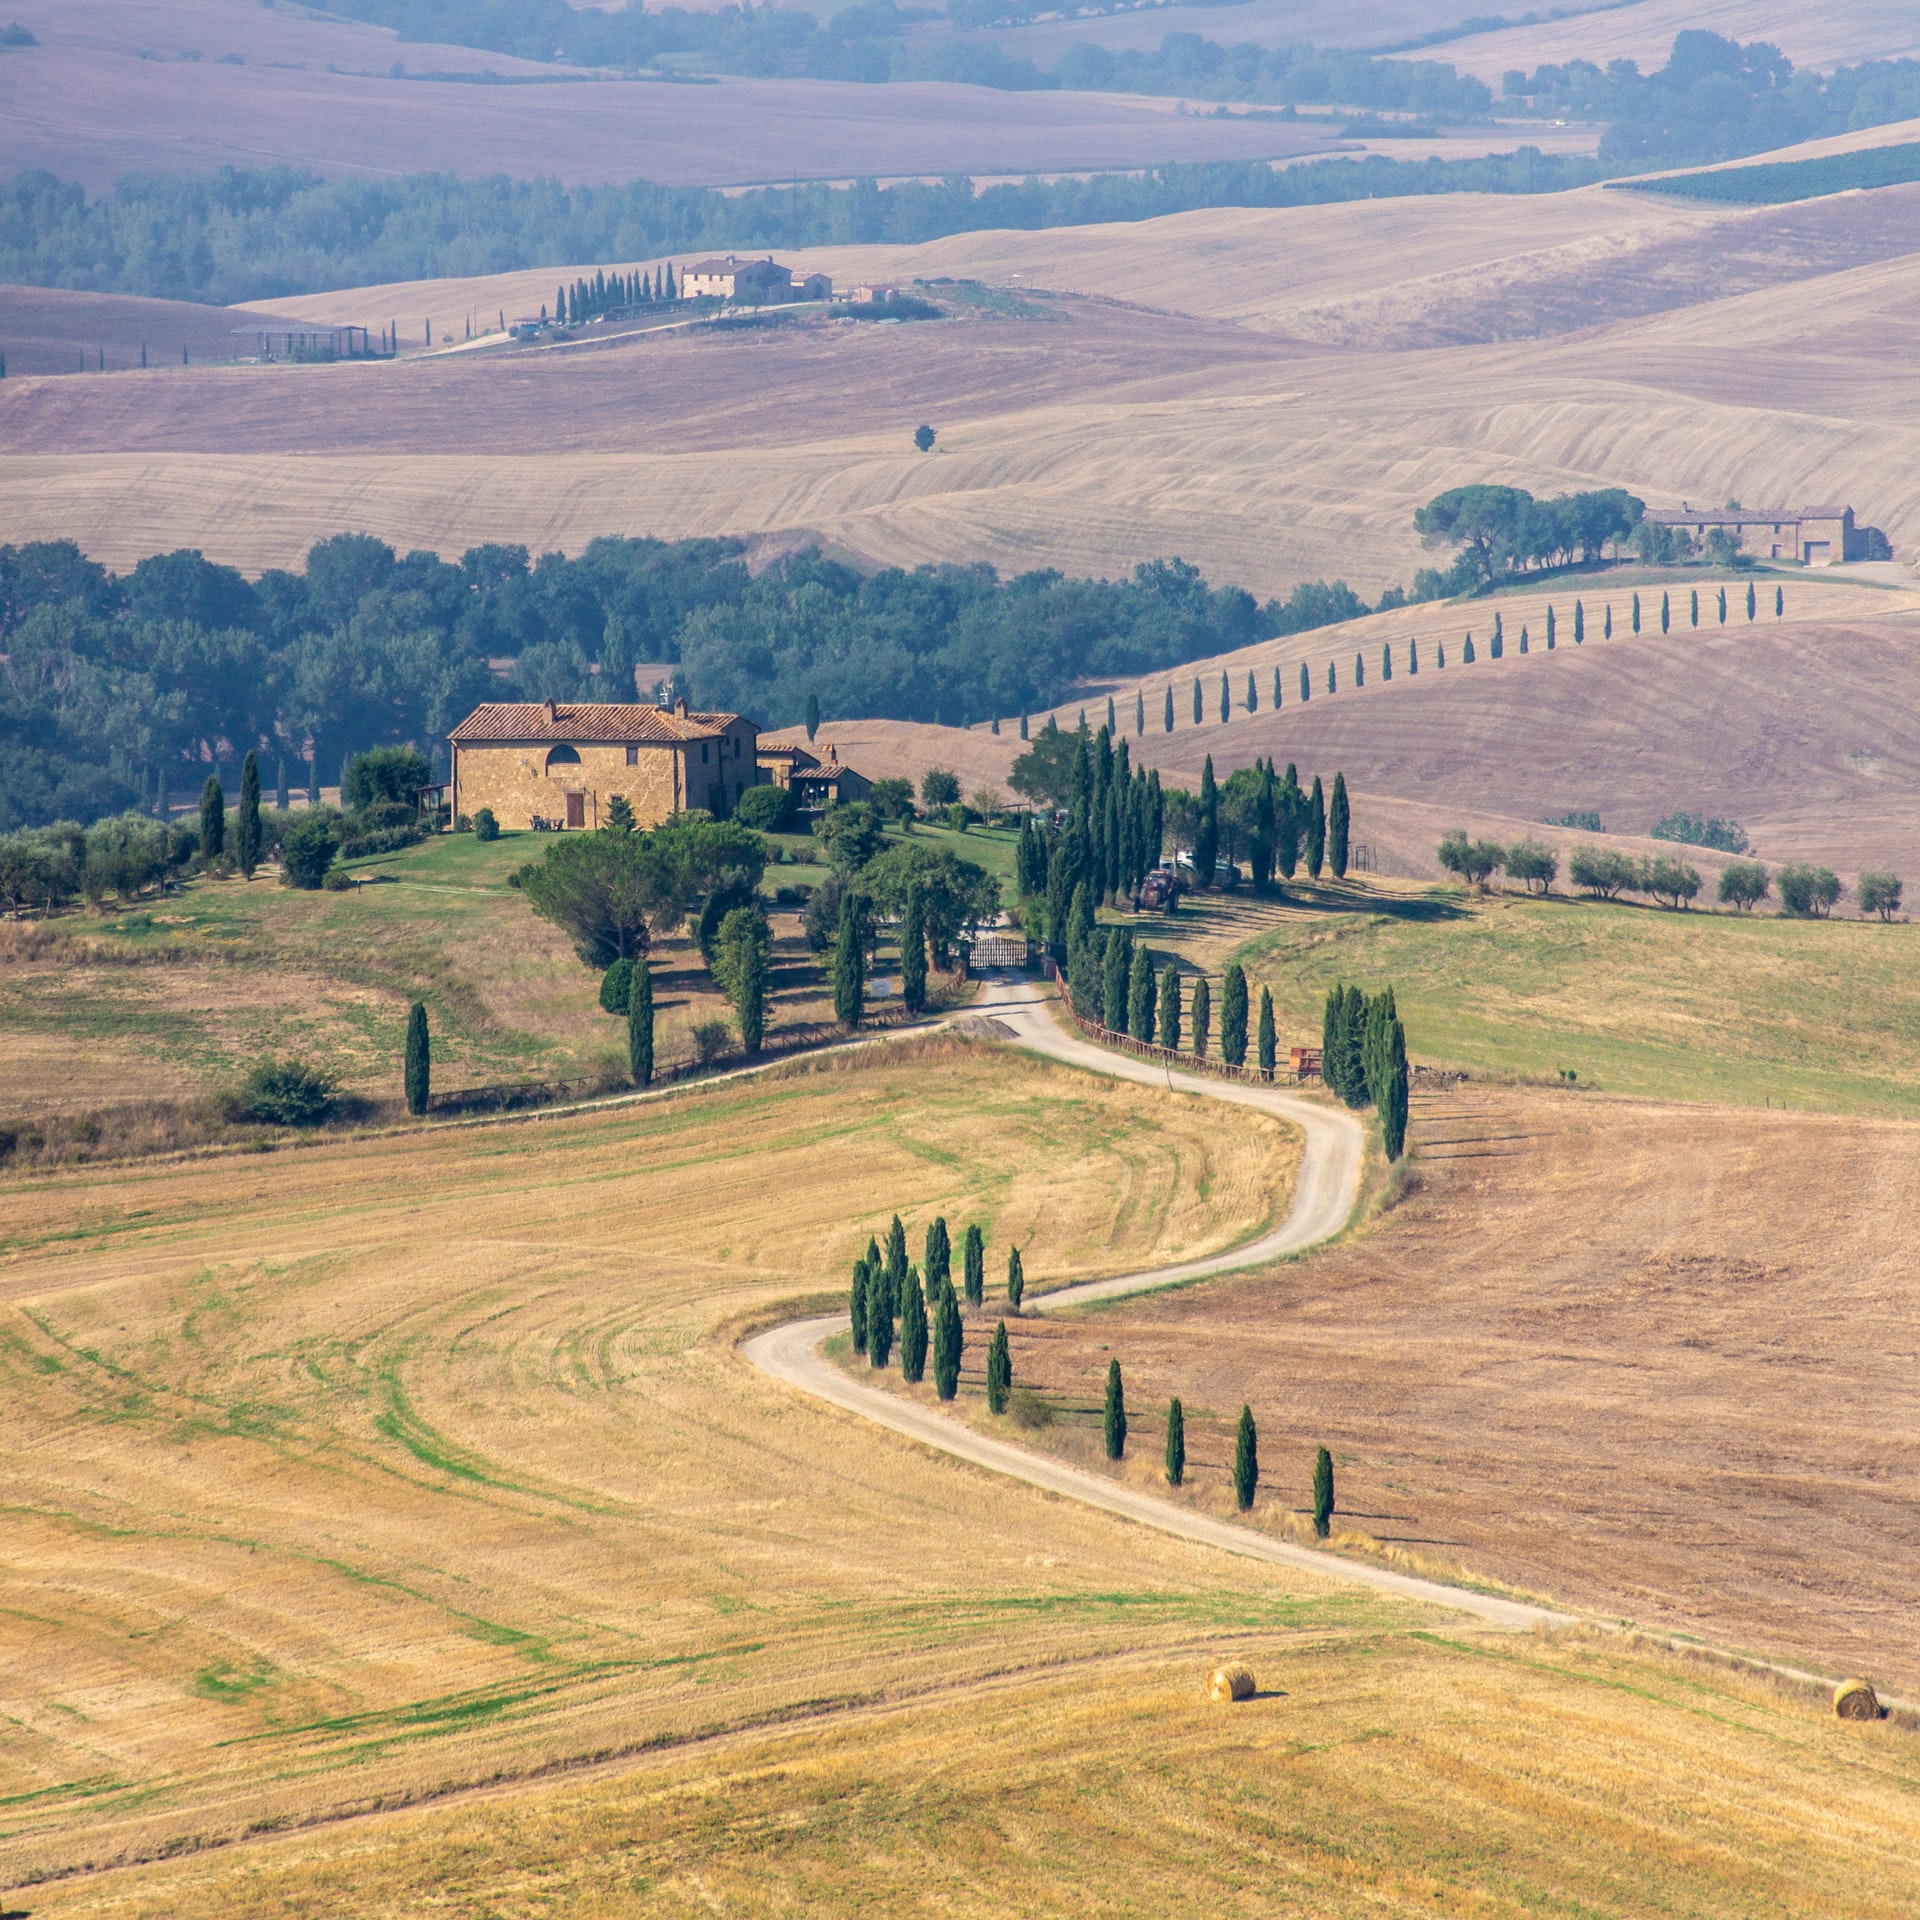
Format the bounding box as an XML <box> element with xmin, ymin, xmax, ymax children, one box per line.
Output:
<box><xmin>1022</xmin><ymin>721</ymin><xmax>1166</xmax><ymax>930</ymax></box>
<box><xmin>848</xmin><ymin>1214</ymin><xmax>1016</xmax><ymax>1403</ymax></box>
<box><xmin>1322</xmin><ymin>983</ymin><xmax>1408</xmax><ymax>1159</ymax></box>
<box><xmin>197</xmin><ymin>751</ymin><xmax>265</xmax><ymax>879</ymax></box>
<box><xmin>552</xmin><ymin>263</ymin><xmax>678</xmax><ymax>325</ymax></box>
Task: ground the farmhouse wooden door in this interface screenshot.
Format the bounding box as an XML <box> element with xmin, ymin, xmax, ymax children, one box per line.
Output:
<box><xmin>565</xmin><ymin>791</ymin><xmax>586</xmax><ymax>828</ymax></box>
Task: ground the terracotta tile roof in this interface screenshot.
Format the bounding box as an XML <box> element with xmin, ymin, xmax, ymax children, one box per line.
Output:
<box><xmin>1645</xmin><ymin>505</ymin><xmax>1851</xmax><ymax>526</ymax></box>
<box><xmin>448</xmin><ymin>701</ymin><xmax>745</xmax><ymax>745</ymax></box>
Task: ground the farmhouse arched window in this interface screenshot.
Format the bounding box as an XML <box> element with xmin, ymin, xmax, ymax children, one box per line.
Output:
<box><xmin>546</xmin><ymin>744</ymin><xmax>581</xmax><ymax>771</ymax></box>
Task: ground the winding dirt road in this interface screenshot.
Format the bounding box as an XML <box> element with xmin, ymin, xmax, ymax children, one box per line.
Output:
<box><xmin>744</xmin><ymin>975</ymin><xmax>1571</xmax><ymax>1632</ymax></box>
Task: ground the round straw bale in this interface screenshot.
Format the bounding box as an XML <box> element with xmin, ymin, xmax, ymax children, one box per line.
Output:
<box><xmin>1833</xmin><ymin>1679</ymin><xmax>1880</xmax><ymax>1722</ymax></box>
<box><xmin>1209</xmin><ymin>1664</ymin><xmax>1255</xmax><ymax>1703</ymax></box>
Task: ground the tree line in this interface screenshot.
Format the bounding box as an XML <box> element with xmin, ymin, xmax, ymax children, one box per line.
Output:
<box><xmin>554</xmin><ymin>263</ymin><xmax>677</xmax><ymax>324</ymax></box>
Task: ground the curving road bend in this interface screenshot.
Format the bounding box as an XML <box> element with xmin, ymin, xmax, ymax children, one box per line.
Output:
<box><xmin>743</xmin><ymin>974</ymin><xmax>1571</xmax><ymax>1632</ymax></box>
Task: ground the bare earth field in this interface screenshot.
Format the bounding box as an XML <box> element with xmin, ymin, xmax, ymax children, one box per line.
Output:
<box><xmin>1018</xmin><ymin>1077</ymin><xmax>1920</xmax><ymax>1694</ymax></box>
<box><xmin>0</xmin><ymin>288</ymin><xmax>290</xmax><ymax>380</ymax></box>
<box><xmin>8</xmin><ymin>180</ymin><xmax>1920</xmax><ymax>602</ymax></box>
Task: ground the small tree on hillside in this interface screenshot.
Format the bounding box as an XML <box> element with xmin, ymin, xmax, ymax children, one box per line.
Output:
<box><xmin>1778</xmin><ymin>862</ymin><xmax>1842</xmax><ymax>918</ymax></box>
<box><xmin>1190</xmin><ymin>976</ymin><xmax>1211</xmax><ymax>1061</ymax></box>
<box><xmin>986</xmin><ymin>1321</ymin><xmax>1011</xmax><ymax>1412</ymax></box>
<box><xmin>962</xmin><ymin>1223</ymin><xmax>985</xmax><ymax>1305</ymax></box>
<box><xmin>236</xmin><ymin>752</ymin><xmax>262</xmax><ymax>879</ymax></box>
<box><xmin>200</xmin><ymin>774</ymin><xmax>226</xmax><ymax>862</ymax></box>
<box><xmin>1233</xmin><ymin>1405</ymin><xmax>1259</xmax><ymax>1511</ymax></box>
<box><xmin>1313</xmin><ymin>1445</ymin><xmax>1335</xmax><ymax>1538</ymax></box>
<box><xmin>1164</xmin><ymin>686</ymin><xmax>1175</xmax><ymax>731</ymax></box>
<box><xmin>1103</xmin><ymin>1359</ymin><xmax>1127</xmax><ymax>1460</ymax></box>
<box><xmin>1858</xmin><ymin>871</ymin><xmax>1903</xmax><ymax>921</ymax></box>
<box><xmin>1164</xmin><ymin>1397</ymin><xmax>1185</xmax><ymax>1486</ymax></box>
<box><xmin>1328</xmin><ymin>773</ymin><xmax>1350</xmax><ymax>878</ymax></box>
<box><xmin>627</xmin><ymin>959</ymin><xmax>654</xmax><ymax>1084</ymax></box>
<box><xmin>1438</xmin><ymin>830</ymin><xmax>1500</xmax><ymax>889</ymax></box>
<box><xmin>805</xmin><ymin>692</ymin><xmax>820</xmax><ymax>741</ymax></box>
<box><xmin>1006</xmin><ymin>1245</ymin><xmax>1024</xmax><ymax>1312</ymax></box>
<box><xmin>1220</xmin><ymin>962</ymin><xmax>1249</xmax><ymax>1067</ymax></box>
<box><xmin>1256</xmin><ymin>985</ymin><xmax>1276</xmax><ymax>1079</ymax></box>
<box><xmin>1717</xmin><ymin>860</ymin><xmax>1770</xmax><ymax>911</ymax></box>
<box><xmin>1157</xmin><ymin>963</ymin><xmax>1181</xmax><ymax>1049</ymax></box>
<box><xmin>1502</xmin><ymin>839</ymin><xmax>1557</xmax><ymax>893</ymax></box>
<box><xmin>404</xmin><ymin>1001</ymin><xmax>430</xmax><ymax>1115</ymax></box>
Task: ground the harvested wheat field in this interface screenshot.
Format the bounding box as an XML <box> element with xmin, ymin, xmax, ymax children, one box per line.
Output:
<box><xmin>1011</xmin><ymin>1079</ymin><xmax>1920</xmax><ymax>1698</ymax></box>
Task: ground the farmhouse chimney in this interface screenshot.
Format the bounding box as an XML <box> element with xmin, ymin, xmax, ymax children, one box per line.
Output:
<box><xmin>544</xmin><ymin>697</ymin><xmax>557</xmax><ymax>723</ymax></box>
<box><xmin>674</xmin><ymin>696</ymin><xmax>688</xmax><ymax>718</ymax></box>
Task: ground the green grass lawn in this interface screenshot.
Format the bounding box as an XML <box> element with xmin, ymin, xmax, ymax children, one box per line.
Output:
<box><xmin>1231</xmin><ymin>883</ymin><xmax>1920</xmax><ymax>1117</ymax></box>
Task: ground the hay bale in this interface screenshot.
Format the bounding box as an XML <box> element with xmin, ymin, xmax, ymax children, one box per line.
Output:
<box><xmin>1208</xmin><ymin>1664</ymin><xmax>1255</xmax><ymax>1703</ymax></box>
<box><xmin>1833</xmin><ymin>1678</ymin><xmax>1880</xmax><ymax>1722</ymax></box>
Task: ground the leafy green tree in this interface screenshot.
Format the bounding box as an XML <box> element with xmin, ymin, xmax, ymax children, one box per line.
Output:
<box><xmin>1164</xmin><ymin>1397</ymin><xmax>1185</xmax><ymax>1486</ymax></box>
<box><xmin>914</xmin><ymin>423</ymin><xmax>935</xmax><ymax>454</ymax></box>
<box><xmin>1009</xmin><ymin>721</ymin><xmax>1079</xmax><ymax>811</ymax></box>
<box><xmin>404</xmin><ymin>1001</ymin><xmax>430</xmax><ymax>1115</ymax></box>
<box><xmin>925</xmin><ymin>1216</ymin><xmax>951</xmax><ymax>1297</ymax></box>
<box><xmin>1103</xmin><ymin>1359</ymin><xmax>1127</xmax><ymax>1459</ymax></box>
<box><xmin>1156</xmin><ymin>962</ymin><xmax>1180</xmax><ymax>1049</ymax></box>
<box><xmin>1102</xmin><ymin>925</ymin><xmax>1133</xmax><ymax>1031</ymax></box>
<box><xmin>1007</xmin><ymin>1246</ymin><xmax>1024</xmax><ymax>1312</ymax></box>
<box><xmin>1328</xmin><ymin>772</ymin><xmax>1350</xmax><ymax>879</ymax></box>
<box><xmin>1306</xmin><ymin>776</ymin><xmax>1325</xmax><ymax>877</ymax></box>
<box><xmin>1644</xmin><ymin>854</ymin><xmax>1701</xmax><ymax>909</ymax></box>
<box><xmin>1220</xmin><ymin>962</ymin><xmax>1248</xmax><ymax>1066</ymax></box>
<box><xmin>899</xmin><ymin>878</ymin><xmax>927</xmax><ymax>1014</ymax></box>
<box><xmin>1233</xmin><ymin>1405</ymin><xmax>1258</xmax><ymax>1511</ymax></box>
<box><xmin>899</xmin><ymin>1270</ymin><xmax>928</xmax><ymax>1382</ymax></box>
<box><xmin>236</xmin><ymin>751</ymin><xmax>262</xmax><ymax>879</ymax></box>
<box><xmin>627</xmin><ymin>958</ymin><xmax>654</xmax><ymax>1084</ymax></box>
<box><xmin>199</xmin><ymin>773</ymin><xmax>226</xmax><ymax>861</ymax></box>
<box><xmin>1127</xmin><ymin>942</ymin><xmax>1156</xmax><ymax>1042</ymax></box>
<box><xmin>849</xmin><ymin>1256</ymin><xmax>869</xmax><ymax>1353</ymax></box>
<box><xmin>986</xmin><ymin>1321</ymin><xmax>1011</xmax><ymax>1413</ymax></box>
<box><xmin>1312</xmin><ymin>1445</ymin><xmax>1335</xmax><ymax>1537</ymax></box>
<box><xmin>819</xmin><ymin>800</ymin><xmax>883</xmax><ymax>871</ymax></box>
<box><xmin>1568</xmin><ymin>845</ymin><xmax>1639</xmax><ymax>898</ymax></box>
<box><xmin>1858</xmin><ymin>871</ymin><xmax>1903</xmax><ymax>920</ymax></box>
<box><xmin>1256</xmin><ymin>985</ymin><xmax>1276</xmax><ymax>1078</ymax></box>
<box><xmin>343</xmin><ymin>745</ymin><xmax>430</xmax><ymax>810</ymax></box>
<box><xmin>1502</xmin><ymin>838</ymin><xmax>1557</xmax><ymax>892</ymax></box>
<box><xmin>832</xmin><ymin>890</ymin><xmax>865</xmax><ymax>1025</ymax></box>
<box><xmin>1190</xmin><ymin>976</ymin><xmax>1211</xmax><ymax>1059</ymax></box>
<box><xmin>1437</xmin><ymin>830</ymin><xmax>1500</xmax><ymax>888</ymax></box>
<box><xmin>1777</xmin><ymin>862</ymin><xmax>1842</xmax><ymax>917</ymax></box>
<box><xmin>859</xmin><ymin>842</ymin><xmax>997</xmax><ymax>964</ymax></box>
<box><xmin>1715</xmin><ymin>859</ymin><xmax>1770</xmax><ymax>911</ymax></box>
<box><xmin>963</xmin><ymin>1222</ymin><xmax>985</xmax><ymax>1305</ymax></box>
<box><xmin>279</xmin><ymin>810</ymin><xmax>339</xmax><ymax>889</ymax></box>
<box><xmin>932</xmin><ymin>1286</ymin><xmax>962</xmax><ymax>1400</ymax></box>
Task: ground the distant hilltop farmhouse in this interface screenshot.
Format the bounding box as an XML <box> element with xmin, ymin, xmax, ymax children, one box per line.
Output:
<box><xmin>1643</xmin><ymin>503</ymin><xmax>1887</xmax><ymax>566</ymax></box>
<box><xmin>680</xmin><ymin>255</ymin><xmax>833</xmax><ymax>303</ymax></box>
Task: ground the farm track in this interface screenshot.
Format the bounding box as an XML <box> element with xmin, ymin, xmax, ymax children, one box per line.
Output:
<box><xmin>745</xmin><ymin>974</ymin><xmax>1568</xmax><ymax>1633</ymax></box>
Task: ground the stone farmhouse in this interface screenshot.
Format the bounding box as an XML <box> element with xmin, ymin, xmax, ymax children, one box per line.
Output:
<box><xmin>679</xmin><ymin>255</ymin><xmax>833</xmax><ymax>303</ymax></box>
<box><xmin>448</xmin><ymin>699</ymin><xmax>759</xmax><ymax>831</ymax></box>
<box><xmin>756</xmin><ymin>741</ymin><xmax>873</xmax><ymax>811</ymax></box>
<box><xmin>1641</xmin><ymin>503</ymin><xmax>1862</xmax><ymax>566</ymax></box>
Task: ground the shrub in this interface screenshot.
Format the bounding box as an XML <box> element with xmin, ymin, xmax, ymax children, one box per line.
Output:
<box><xmin>734</xmin><ymin>784</ymin><xmax>795</xmax><ymax>832</ymax></box>
<box><xmin>281</xmin><ymin>811</ymin><xmax>341</xmax><ymax>889</ymax></box>
<box><xmin>1777</xmin><ymin>862</ymin><xmax>1842</xmax><ymax>918</ymax></box>
<box><xmin>473</xmin><ymin>807</ymin><xmax>499</xmax><ymax>842</ymax></box>
<box><xmin>1545</xmin><ymin>809</ymin><xmax>1602</xmax><ymax>831</ymax></box>
<box><xmin>868</xmin><ymin>776</ymin><xmax>916</xmax><ymax>823</ymax></box>
<box><xmin>321</xmin><ymin>869</ymin><xmax>355</xmax><ymax>891</ymax></box>
<box><xmin>692</xmin><ymin>1019</ymin><xmax>731</xmax><ymax>1064</ymax></box>
<box><xmin>1650</xmin><ymin>811</ymin><xmax>1748</xmax><ymax>854</ymax></box>
<box><xmin>1568</xmin><ymin>845</ymin><xmax>1637</xmax><ymax>898</ymax></box>
<box><xmin>1717</xmin><ymin>859</ymin><xmax>1770</xmax><ymax>911</ymax></box>
<box><xmin>1008</xmin><ymin>1387</ymin><xmax>1052</xmax><ymax>1430</ymax></box>
<box><xmin>600</xmin><ymin>957</ymin><xmax>635</xmax><ymax>1014</ymax></box>
<box><xmin>229</xmin><ymin>1059</ymin><xmax>336</xmax><ymax>1127</ymax></box>
<box><xmin>1858</xmin><ymin>871</ymin><xmax>1903</xmax><ymax>921</ymax></box>
<box><xmin>343</xmin><ymin>745</ymin><xmax>431</xmax><ymax>811</ymax></box>
<box><xmin>1502</xmin><ymin>838</ymin><xmax>1557</xmax><ymax>894</ymax></box>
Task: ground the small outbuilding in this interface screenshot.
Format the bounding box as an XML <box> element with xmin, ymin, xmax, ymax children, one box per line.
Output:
<box><xmin>756</xmin><ymin>741</ymin><xmax>872</xmax><ymax>811</ymax></box>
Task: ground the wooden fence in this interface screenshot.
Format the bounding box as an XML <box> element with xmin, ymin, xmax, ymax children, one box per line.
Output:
<box><xmin>1057</xmin><ymin>981</ymin><xmax>1305</xmax><ymax>1088</ymax></box>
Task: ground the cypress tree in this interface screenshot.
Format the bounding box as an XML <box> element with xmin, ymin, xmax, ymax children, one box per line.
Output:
<box><xmin>1020</xmin><ymin>712</ymin><xmax>1031</xmax><ymax>740</ymax></box>
<box><xmin>832</xmin><ymin>891</ymin><xmax>865</xmax><ymax>1026</ymax></box>
<box><xmin>1436</xmin><ymin>639</ymin><xmax>1446</xmax><ymax>667</ymax></box>
<box><xmin>1164</xmin><ymin>685</ymin><xmax>1174</xmax><ymax>731</ymax></box>
<box><xmin>628</xmin><ymin>958</ymin><xmax>654</xmax><ymax>1084</ymax></box>
<box><xmin>925</xmin><ymin>1216</ymin><xmax>951</xmax><ymax>1297</ymax></box>
<box><xmin>1102</xmin><ymin>925</ymin><xmax>1133</xmax><ymax>1031</ymax></box>
<box><xmin>1519</xmin><ymin>625</ymin><xmax>1529</xmax><ymax>654</ymax></box>
<box><xmin>236</xmin><ymin>751</ymin><xmax>262</xmax><ymax>879</ymax></box>
<box><xmin>1408</xmin><ymin>636</ymin><xmax>1419</xmax><ymax>675</ymax></box>
<box><xmin>986</xmin><ymin>1321</ymin><xmax>1011</xmax><ymax>1412</ymax></box>
<box><xmin>1463</xmin><ymin>634</ymin><xmax>1475</xmax><ymax>662</ymax></box>
<box><xmin>885</xmin><ymin>1215</ymin><xmax>908</xmax><ymax>1311</ymax></box>
<box><xmin>1546</xmin><ymin>604</ymin><xmax>1556</xmax><ymax>649</ymax></box>
<box><xmin>1605</xmin><ymin>604</ymin><xmax>1613</xmax><ymax>638</ymax></box>
<box><xmin>738</xmin><ymin>928</ymin><xmax>767</xmax><ymax>1054</ymax></box>
<box><xmin>1381</xmin><ymin>1017</ymin><xmax>1409</xmax><ymax>1160</ymax></box>
<box><xmin>932</xmin><ymin>1286</ymin><xmax>962</xmax><ymax>1400</ymax></box>
<box><xmin>899</xmin><ymin>1269</ymin><xmax>928</xmax><ymax>1382</ymax></box>
<box><xmin>1362</xmin><ymin>986</ymin><xmax>1395</xmax><ymax>1108</ymax></box>
<box><xmin>1233</xmin><ymin>1405</ymin><xmax>1258</xmax><ymax>1510</ymax></box>
<box><xmin>805</xmin><ymin>691</ymin><xmax>820</xmax><ymax>741</ymax></box>
<box><xmin>1381</xmin><ymin>642</ymin><xmax>1392</xmax><ymax>681</ymax></box>
<box><xmin>1355</xmin><ymin>651</ymin><xmax>1365</xmax><ymax>686</ymax></box>
<box><xmin>1190</xmin><ymin>976</ymin><xmax>1211</xmax><ymax>1059</ymax></box>
<box><xmin>1221</xmin><ymin>962</ymin><xmax>1248</xmax><ymax>1066</ymax></box>
<box><xmin>1306</xmin><ymin>776</ymin><xmax>1326</xmax><ymax>878</ymax></box>
<box><xmin>1274</xmin><ymin>666</ymin><xmax>1283</xmax><ymax>707</ymax></box>
<box><xmin>1164</xmin><ymin>1397</ymin><xmax>1185</xmax><ymax>1485</ymax></box>
<box><xmin>868</xmin><ymin>1264</ymin><xmax>894</xmax><ymax>1366</ymax></box>
<box><xmin>963</xmin><ymin>1222</ymin><xmax>985</xmax><ymax>1306</ymax></box>
<box><xmin>1746</xmin><ymin>581</ymin><xmax>1757</xmax><ymax>621</ymax></box>
<box><xmin>1490</xmin><ymin>616</ymin><xmax>1503</xmax><ymax>660</ymax></box>
<box><xmin>1194</xmin><ymin>756</ymin><xmax>1218</xmax><ymax>885</ymax></box>
<box><xmin>1246</xmin><ymin>669</ymin><xmax>1258</xmax><ymax>711</ymax></box>
<box><xmin>404</xmin><ymin>1001</ymin><xmax>430</xmax><ymax>1114</ymax></box>
<box><xmin>1661</xmin><ymin>590</ymin><xmax>1671</xmax><ymax>633</ymax></box>
<box><xmin>1632</xmin><ymin>590</ymin><xmax>1642</xmax><ymax>633</ymax></box>
<box><xmin>1069</xmin><ymin>873</ymin><xmax>1095</xmax><ymax>954</ymax></box>
<box><xmin>1007</xmin><ymin>1246</ymin><xmax>1024</xmax><ymax>1311</ymax></box>
<box><xmin>1103</xmin><ymin>1359</ymin><xmax>1127</xmax><ymax>1459</ymax></box>
<box><xmin>200</xmin><ymin>772</ymin><xmax>226</xmax><ymax>861</ymax></box>
<box><xmin>1321</xmin><ymin>986</ymin><xmax>1345</xmax><ymax>1099</ymax></box>
<box><xmin>1127</xmin><ymin>942</ymin><xmax>1156</xmax><ymax>1042</ymax></box>
<box><xmin>1219</xmin><ymin>672</ymin><xmax>1230</xmax><ymax>723</ymax></box>
<box><xmin>1313</xmin><ymin>1445</ymin><xmax>1335</xmax><ymax>1538</ymax></box>
<box><xmin>1256</xmin><ymin>985</ymin><xmax>1276</xmax><ymax>1079</ymax></box>
<box><xmin>1157</xmin><ymin>963</ymin><xmax>1180</xmax><ymax>1049</ymax></box>
<box><xmin>850</xmin><ymin>1256</ymin><xmax>870</xmax><ymax>1352</ymax></box>
<box><xmin>1328</xmin><ymin>773</ymin><xmax>1350</xmax><ymax>879</ymax></box>
<box><xmin>1775</xmin><ymin>584</ymin><xmax>1784</xmax><ymax>617</ymax></box>
<box><xmin>1106</xmin><ymin>694</ymin><xmax>1117</xmax><ymax>734</ymax></box>
<box><xmin>900</xmin><ymin>880</ymin><xmax>927</xmax><ymax>1015</ymax></box>
<box><xmin>1718</xmin><ymin>585</ymin><xmax>1728</xmax><ymax>625</ymax></box>
<box><xmin>1191</xmin><ymin>677</ymin><xmax>1203</xmax><ymax>724</ymax></box>
<box><xmin>1690</xmin><ymin>587</ymin><xmax>1699</xmax><ymax>627</ymax></box>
